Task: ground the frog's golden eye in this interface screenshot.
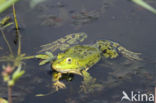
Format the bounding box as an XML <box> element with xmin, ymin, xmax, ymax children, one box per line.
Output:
<box><xmin>66</xmin><ymin>58</ymin><xmax>72</xmax><ymax>64</ymax></box>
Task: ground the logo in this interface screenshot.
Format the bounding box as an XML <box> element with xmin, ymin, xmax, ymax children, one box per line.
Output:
<box><xmin>121</xmin><ymin>91</ymin><xmax>154</xmax><ymax>102</ymax></box>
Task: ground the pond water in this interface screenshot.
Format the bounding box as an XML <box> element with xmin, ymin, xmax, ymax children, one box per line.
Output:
<box><xmin>0</xmin><ymin>0</ymin><xmax>156</xmax><ymax>103</ymax></box>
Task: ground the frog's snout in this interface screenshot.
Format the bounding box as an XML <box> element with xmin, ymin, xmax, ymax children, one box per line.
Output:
<box><xmin>52</xmin><ymin>62</ymin><xmax>58</xmax><ymax>71</ymax></box>
<box><xmin>52</xmin><ymin>62</ymin><xmax>72</xmax><ymax>73</ymax></box>
<box><xmin>52</xmin><ymin>61</ymin><xmax>63</xmax><ymax>72</ymax></box>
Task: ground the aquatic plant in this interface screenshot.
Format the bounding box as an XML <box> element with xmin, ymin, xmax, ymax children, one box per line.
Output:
<box><xmin>131</xmin><ymin>0</ymin><xmax>156</xmax><ymax>14</ymax></box>
<box><xmin>0</xmin><ymin>5</ymin><xmax>34</xmax><ymax>103</ymax></box>
<box><xmin>1</xmin><ymin>65</ymin><xmax>24</xmax><ymax>103</ymax></box>
<box><xmin>0</xmin><ymin>16</ymin><xmax>34</xmax><ymax>66</ymax></box>
<box><xmin>0</xmin><ymin>16</ymin><xmax>13</xmax><ymax>29</ymax></box>
<box><xmin>0</xmin><ymin>16</ymin><xmax>13</xmax><ymax>55</ymax></box>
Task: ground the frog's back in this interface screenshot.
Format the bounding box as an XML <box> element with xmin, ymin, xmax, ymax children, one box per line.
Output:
<box><xmin>65</xmin><ymin>45</ymin><xmax>101</xmax><ymax>68</ymax></box>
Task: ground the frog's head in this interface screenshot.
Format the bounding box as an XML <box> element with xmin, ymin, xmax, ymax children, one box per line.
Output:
<box><xmin>52</xmin><ymin>53</ymin><xmax>82</xmax><ymax>75</ymax></box>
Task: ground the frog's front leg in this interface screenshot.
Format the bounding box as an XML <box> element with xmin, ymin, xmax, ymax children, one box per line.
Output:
<box><xmin>52</xmin><ymin>72</ymin><xmax>66</xmax><ymax>91</ymax></box>
<box><xmin>80</xmin><ymin>70</ymin><xmax>102</xmax><ymax>94</ymax></box>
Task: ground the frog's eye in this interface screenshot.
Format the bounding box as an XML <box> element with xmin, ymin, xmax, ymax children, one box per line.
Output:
<box><xmin>66</xmin><ymin>58</ymin><xmax>72</xmax><ymax>64</ymax></box>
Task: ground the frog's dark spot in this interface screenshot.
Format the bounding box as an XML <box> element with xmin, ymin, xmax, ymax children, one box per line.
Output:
<box><xmin>97</xmin><ymin>55</ymin><xmax>100</xmax><ymax>58</ymax></box>
<box><xmin>84</xmin><ymin>54</ymin><xmax>88</xmax><ymax>56</ymax></box>
<box><xmin>108</xmin><ymin>47</ymin><xmax>111</xmax><ymax>50</ymax></box>
<box><xmin>78</xmin><ymin>49</ymin><xmax>82</xmax><ymax>52</ymax></box>
<box><xmin>103</xmin><ymin>49</ymin><xmax>107</xmax><ymax>53</ymax></box>
<box><xmin>84</xmin><ymin>51</ymin><xmax>87</xmax><ymax>54</ymax></box>
<box><xmin>99</xmin><ymin>45</ymin><xmax>101</xmax><ymax>49</ymax></box>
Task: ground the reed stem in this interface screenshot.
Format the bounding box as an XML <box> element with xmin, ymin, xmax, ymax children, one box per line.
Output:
<box><xmin>0</xmin><ymin>28</ymin><xmax>14</xmax><ymax>55</ymax></box>
<box><xmin>8</xmin><ymin>86</ymin><xmax>12</xmax><ymax>103</ymax></box>
<box><xmin>12</xmin><ymin>4</ymin><xmax>21</xmax><ymax>55</ymax></box>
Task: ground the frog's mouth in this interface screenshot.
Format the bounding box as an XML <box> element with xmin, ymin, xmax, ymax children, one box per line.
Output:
<box><xmin>52</xmin><ymin>65</ymin><xmax>82</xmax><ymax>75</ymax></box>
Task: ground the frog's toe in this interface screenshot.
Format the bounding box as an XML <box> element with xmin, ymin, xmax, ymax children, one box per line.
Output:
<box><xmin>53</xmin><ymin>81</ymin><xmax>66</xmax><ymax>91</ymax></box>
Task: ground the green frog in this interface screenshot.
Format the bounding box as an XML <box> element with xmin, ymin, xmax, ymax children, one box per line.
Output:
<box><xmin>36</xmin><ymin>33</ymin><xmax>142</xmax><ymax>93</ymax></box>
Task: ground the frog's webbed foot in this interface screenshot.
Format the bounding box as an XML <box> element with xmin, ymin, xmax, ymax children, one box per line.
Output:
<box><xmin>53</xmin><ymin>81</ymin><xmax>66</xmax><ymax>91</ymax></box>
<box><xmin>80</xmin><ymin>70</ymin><xmax>103</xmax><ymax>94</ymax></box>
<box><xmin>39</xmin><ymin>33</ymin><xmax>87</xmax><ymax>53</ymax></box>
<box><xmin>52</xmin><ymin>72</ymin><xmax>66</xmax><ymax>91</ymax></box>
<box><xmin>96</xmin><ymin>40</ymin><xmax>142</xmax><ymax>60</ymax></box>
<box><xmin>36</xmin><ymin>52</ymin><xmax>55</xmax><ymax>65</ymax></box>
<box><xmin>117</xmin><ymin>46</ymin><xmax>142</xmax><ymax>60</ymax></box>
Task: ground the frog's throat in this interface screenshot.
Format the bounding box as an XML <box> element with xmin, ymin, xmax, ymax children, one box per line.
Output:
<box><xmin>53</xmin><ymin>68</ymin><xmax>82</xmax><ymax>75</ymax></box>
